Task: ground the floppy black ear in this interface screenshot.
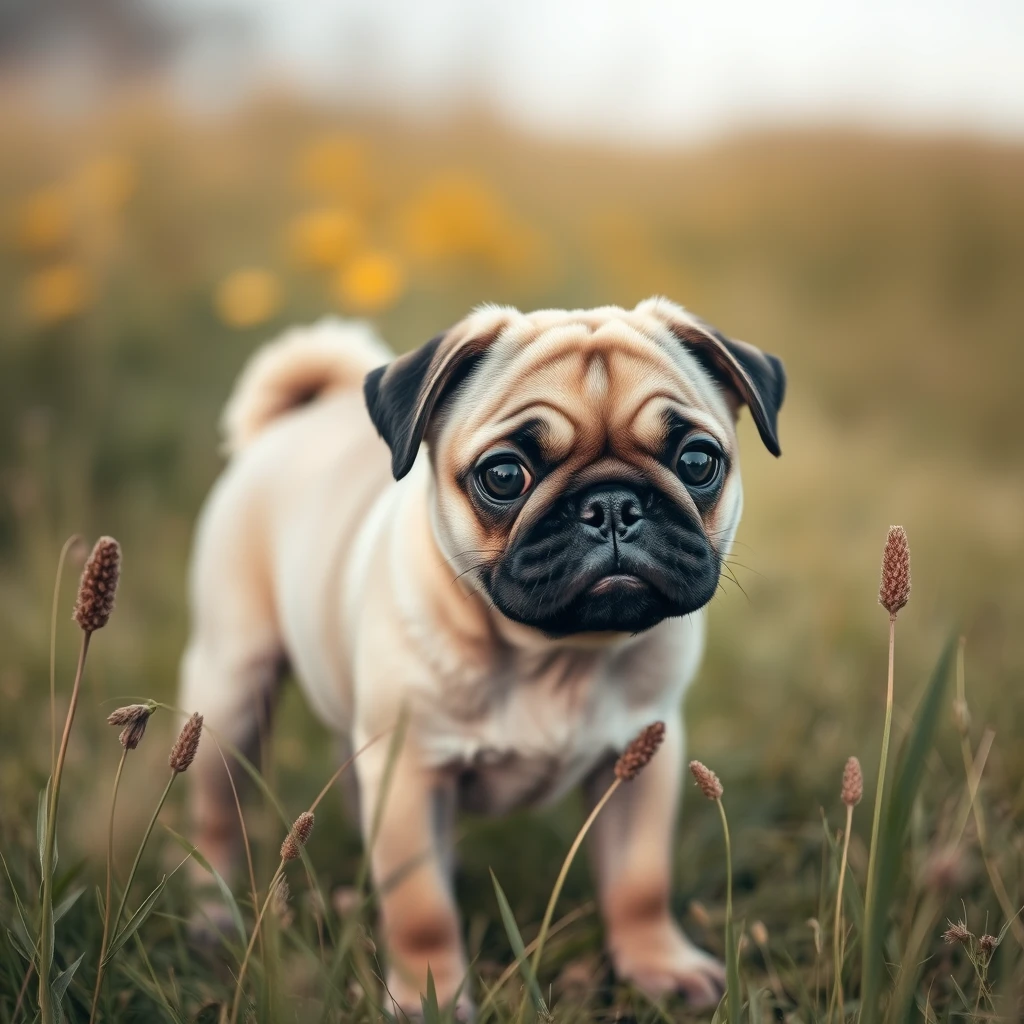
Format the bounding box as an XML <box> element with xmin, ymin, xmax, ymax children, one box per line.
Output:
<box><xmin>364</xmin><ymin>333</ymin><xmax>445</xmax><ymax>479</ymax></box>
<box><xmin>646</xmin><ymin>310</ymin><xmax>785</xmax><ymax>457</ymax></box>
<box><xmin>698</xmin><ymin>325</ymin><xmax>786</xmax><ymax>456</ymax></box>
<box><xmin>363</xmin><ymin>320</ymin><xmax>504</xmax><ymax>479</ymax></box>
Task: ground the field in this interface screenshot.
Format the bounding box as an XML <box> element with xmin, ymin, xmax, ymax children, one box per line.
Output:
<box><xmin>1</xmin><ymin>86</ymin><xmax>1023</xmax><ymax>1021</ymax></box>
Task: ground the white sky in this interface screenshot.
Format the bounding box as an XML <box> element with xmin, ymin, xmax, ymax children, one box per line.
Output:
<box><xmin>166</xmin><ymin>0</ymin><xmax>1024</xmax><ymax>143</ymax></box>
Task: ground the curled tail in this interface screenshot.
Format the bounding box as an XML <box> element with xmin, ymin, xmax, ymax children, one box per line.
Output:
<box><xmin>221</xmin><ymin>318</ymin><xmax>391</xmax><ymax>455</ymax></box>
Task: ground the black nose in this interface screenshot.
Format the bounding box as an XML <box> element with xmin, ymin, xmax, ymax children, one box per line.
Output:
<box><xmin>578</xmin><ymin>485</ymin><xmax>644</xmax><ymax>542</ymax></box>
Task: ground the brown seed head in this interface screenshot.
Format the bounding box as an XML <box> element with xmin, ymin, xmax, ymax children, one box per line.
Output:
<box><xmin>943</xmin><ymin>919</ymin><xmax>972</xmax><ymax>945</ymax></box>
<box><xmin>169</xmin><ymin>712</ymin><xmax>203</xmax><ymax>773</ymax></box>
<box><xmin>878</xmin><ymin>525</ymin><xmax>911</xmax><ymax>618</ymax></box>
<box><xmin>615</xmin><ymin>721</ymin><xmax>666</xmax><ymax>781</ymax></box>
<box><xmin>750</xmin><ymin>920</ymin><xmax>769</xmax><ymax>947</ymax></box>
<box><xmin>842</xmin><ymin>756</ymin><xmax>863</xmax><ymax>807</ymax></box>
<box><xmin>107</xmin><ymin>703</ymin><xmax>153</xmax><ymax>750</ymax></box>
<box><xmin>689</xmin><ymin>760</ymin><xmax>723</xmax><ymax>801</ymax></box>
<box><xmin>281</xmin><ymin>810</ymin><xmax>315</xmax><ymax>861</ymax></box>
<box><xmin>73</xmin><ymin>536</ymin><xmax>121</xmax><ymax>633</ymax></box>
<box><xmin>979</xmin><ymin>934</ymin><xmax>998</xmax><ymax>957</ymax></box>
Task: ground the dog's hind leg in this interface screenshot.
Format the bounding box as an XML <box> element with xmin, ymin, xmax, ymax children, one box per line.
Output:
<box><xmin>179</xmin><ymin>495</ymin><xmax>285</xmax><ymax>927</ymax></box>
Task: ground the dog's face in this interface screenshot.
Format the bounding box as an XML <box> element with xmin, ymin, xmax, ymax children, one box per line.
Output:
<box><xmin>365</xmin><ymin>298</ymin><xmax>785</xmax><ymax>636</ymax></box>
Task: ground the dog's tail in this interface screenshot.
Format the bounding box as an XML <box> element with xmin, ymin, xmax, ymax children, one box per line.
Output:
<box><xmin>221</xmin><ymin>318</ymin><xmax>391</xmax><ymax>455</ymax></box>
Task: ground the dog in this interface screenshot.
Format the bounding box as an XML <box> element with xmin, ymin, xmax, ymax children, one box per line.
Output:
<box><xmin>180</xmin><ymin>297</ymin><xmax>785</xmax><ymax>1017</ymax></box>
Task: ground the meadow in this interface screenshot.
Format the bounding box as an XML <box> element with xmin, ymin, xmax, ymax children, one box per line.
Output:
<box><xmin>1</xmin><ymin>86</ymin><xmax>1023</xmax><ymax>1021</ymax></box>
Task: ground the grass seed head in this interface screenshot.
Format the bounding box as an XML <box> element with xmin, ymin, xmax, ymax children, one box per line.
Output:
<box><xmin>73</xmin><ymin>536</ymin><xmax>121</xmax><ymax>633</ymax></box>
<box><xmin>842</xmin><ymin>756</ymin><xmax>863</xmax><ymax>806</ymax></box>
<box><xmin>943</xmin><ymin>919</ymin><xmax>972</xmax><ymax>945</ymax></box>
<box><xmin>281</xmin><ymin>810</ymin><xmax>315</xmax><ymax>861</ymax></box>
<box><xmin>169</xmin><ymin>712</ymin><xmax>203</xmax><ymax>773</ymax></box>
<box><xmin>107</xmin><ymin>703</ymin><xmax>153</xmax><ymax>750</ymax></box>
<box><xmin>615</xmin><ymin>721</ymin><xmax>666</xmax><ymax>781</ymax></box>
<box><xmin>751</xmin><ymin>920</ymin><xmax>769</xmax><ymax>947</ymax></box>
<box><xmin>879</xmin><ymin>525</ymin><xmax>911</xmax><ymax>618</ymax></box>
<box><xmin>689</xmin><ymin>759</ymin><xmax>723</xmax><ymax>800</ymax></box>
<box><xmin>978</xmin><ymin>934</ymin><xmax>998</xmax><ymax>957</ymax></box>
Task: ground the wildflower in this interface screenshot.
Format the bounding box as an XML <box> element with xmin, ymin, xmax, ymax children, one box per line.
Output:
<box><xmin>215</xmin><ymin>268</ymin><xmax>282</xmax><ymax>329</ymax></box>
<box><xmin>281</xmin><ymin>811</ymin><xmax>315</xmax><ymax>861</ymax></box>
<box><xmin>842</xmin><ymin>756</ymin><xmax>863</xmax><ymax>806</ymax></box>
<box><xmin>169</xmin><ymin>713</ymin><xmax>203</xmax><ymax>773</ymax></box>
<box><xmin>107</xmin><ymin>703</ymin><xmax>153</xmax><ymax>750</ymax></box>
<box><xmin>689</xmin><ymin>760</ymin><xmax>724</xmax><ymax>801</ymax></box>
<box><xmin>615</xmin><ymin>722</ymin><xmax>666</xmax><ymax>781</ymax></box>
<box><xmin>333</xmin><ymin>251</ymin><xmax>405</xmax><ymax>313</ymax></box>
<box><xmin>73</xmin><ymin>537</ymin><xmax>121</xmax><ymax>633</ymax></box>
<box><xmin>24</xmin><ymin>263</ymin><xmax>90</xmax><ymax>325</ymax></box>
<box><xmin>879</xmin><ymin>526</ymin><xmax>911</xmax><ymax>617</ymax></box>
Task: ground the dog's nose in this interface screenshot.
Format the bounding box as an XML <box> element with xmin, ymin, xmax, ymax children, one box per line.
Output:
<box><xmin>577</xmin><ymin>485</ymin><xmax>644</xmax><ymax>541</ymax></box>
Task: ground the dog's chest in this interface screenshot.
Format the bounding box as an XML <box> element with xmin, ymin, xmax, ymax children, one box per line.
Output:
<box><xmin>420</xmin><ymin>659</ymin><xmax>664</xmax><ymax>815</ymax></box>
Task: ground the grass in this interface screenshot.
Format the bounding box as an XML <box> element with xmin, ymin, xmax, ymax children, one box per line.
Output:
<box><xmin>1</xmin><ymin>85</ymin><xmax>1023</xmax><ymax>1021</ymax></box>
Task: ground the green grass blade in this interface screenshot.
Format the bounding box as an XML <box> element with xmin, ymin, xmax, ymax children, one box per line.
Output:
<box><xmin>161</xmin><ymin>823</ymin><xmax>247</xmax><ymax>948</ymax></box>
<box><xmin>421</xmin><ymin>965</ymin><xmax>441</xmax><ymax>1024</ymax></box>
<box><xmin>860</xmin><ymin>635</ymin><xmax>956</xmax><ymax>1024</ymax></box>
<box><xmin>49</xmin><ymin>951</ymin><xmax>84</xmax><ymax>1014</ymax></box>
<box><xmin>102</xmin><ymin>876</ymin><xmax>167</xmax><ymax>966</ymax></box>
<box><xmin>52</xmin><ymin>885</ymin><xmax>84</xmax><ymax>925</ymax></box>
<box><xmin>37</xmin><ymin>780</ymin><xmax>51</xmax><ymax>872</ymax></box>
<box><xmin>7</xmin><ymin>927</ymin><xmax>34</xmax><ymax>963</ymax></box>
<box><xmin>489</xmin><ymin>869</ymin><xmax>547</xmax><ymax>1016</ymax></box>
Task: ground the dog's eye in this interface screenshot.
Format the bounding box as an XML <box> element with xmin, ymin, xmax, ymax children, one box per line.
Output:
<box><xmin>678</xmin><ymin>443</ymin><xmax>721</xmax><ymax>489</ymax></box>
<box><xmin>478</xmin><ymin>459</ymin><xmax>532</xmax><ymax>501</ymax></box>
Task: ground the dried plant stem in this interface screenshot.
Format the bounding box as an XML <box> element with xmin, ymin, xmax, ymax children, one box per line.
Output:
<box><xmin>49</xmin><ymin>535</ymin><xmax>80</xmax><ymax>780</ymax></box>
<box><xmin>829</xmin><ymin>804</ymin><xmax>854</xmax><ymax>1024</ymax></box>
<box><xmin>39</xmin><ymin>630</ymin><xmax>91</xmax><ymax>1024</ymax></box>
<box><xmin>230</xmin><ymin>862</ymin><xmax>287</xmax><ymax>1024</ymax></box>
<box><xmin>717</xmin><ymin>796</ymin><xmax>741</xmax><ymax>1024</ymax></box>
<box><xmin>89</xmin><ymin>745</ymin><xmax>129</xmax><ymax>1023</ymax></box>
<box><xmin>862</xmin><ymin>614</ymin><xmax>895</xmax><ymax>1004</ymax></box>
<box><xmin>112</xmin><ymin>771</ymin><xmax>177</xmax><ymax>934</ymax></box>
<box><xmin>531</xmin><ymin>778</ymin><xmax>622</xmax><ymax>976</ymax></box>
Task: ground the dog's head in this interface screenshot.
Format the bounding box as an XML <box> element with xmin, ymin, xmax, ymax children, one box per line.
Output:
<box><xmin>364</xmin><ymin>298</ymin><xmax>785</xmax><ymax>637</ymax></box>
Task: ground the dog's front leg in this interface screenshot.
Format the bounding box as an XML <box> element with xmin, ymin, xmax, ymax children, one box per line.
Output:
<box><xmin>585</xmin><ymin>716</ymin><xmax>725</xmax><ymax>1008</ymax></box>
<box><xmin>356</xmin><ymin>738</ymin><xmax>470</xmax><ymax>1020</ymax></box>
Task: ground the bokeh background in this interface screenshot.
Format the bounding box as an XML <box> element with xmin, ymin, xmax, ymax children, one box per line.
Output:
<box><xmin>2</xmin><ymin>0</ymin><xmax>1023</xmax><ymax>1010</ymax></box>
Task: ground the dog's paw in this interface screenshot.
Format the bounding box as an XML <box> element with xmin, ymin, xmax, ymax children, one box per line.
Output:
<box><xmin>611</xmin><ymin>922</ymin><xmax>726</xmax><ymax>1008</ymax></box>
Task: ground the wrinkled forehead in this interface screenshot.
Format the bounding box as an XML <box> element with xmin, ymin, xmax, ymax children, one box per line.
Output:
<box><xmin>442</xmin><ymin>307</ymin><xmax>736</xmax><ymax>466</ymax></box>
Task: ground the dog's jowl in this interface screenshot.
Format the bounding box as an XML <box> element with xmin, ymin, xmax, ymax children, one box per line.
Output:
<box><xmin>181</xmin><ymin>298</ymin><xmax>785</xmax><ymax>1016</ymax></box>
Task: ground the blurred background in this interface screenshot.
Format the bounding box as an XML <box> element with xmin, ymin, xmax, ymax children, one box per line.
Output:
<box><xmin>1</xmin><ymin>0</ymin><xmax>1023</xmax><ymax>987</ymax></box>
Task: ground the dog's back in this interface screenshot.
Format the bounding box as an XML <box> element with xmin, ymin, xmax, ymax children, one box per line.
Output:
<box><xmin>179</xmin><ymin>319</ymin><xmax>392</xmax><ymax>885</ymax></box>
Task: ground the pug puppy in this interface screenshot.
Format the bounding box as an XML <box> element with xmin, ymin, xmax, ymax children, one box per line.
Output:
<box><xmin>181</xmin><ymin>297</ymin><xmax>784</xmax><ymax>1017</ymax></box>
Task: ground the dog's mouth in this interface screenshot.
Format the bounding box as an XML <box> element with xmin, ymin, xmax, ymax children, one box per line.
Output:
<box><xmin>587</xmin><ymin>574</ymin><xmax>650</xmax><ymax>597</ymax></box>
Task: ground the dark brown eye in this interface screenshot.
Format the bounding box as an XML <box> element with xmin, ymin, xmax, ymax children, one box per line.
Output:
<box><xmin>479</xmin><ymin>460</ymin><xmax>532</xmax><ymax>501</ymax></box>
<box><xmin>678</xmin><ymin>445</ymin><xmax>720</xmax><ymax>489</ymax></box>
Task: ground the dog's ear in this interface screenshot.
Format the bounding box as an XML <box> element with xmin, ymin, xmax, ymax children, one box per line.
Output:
<box><xmin>364</xmin><ymin>314</ymin><xmax>507</xmax><ymax>479</ymax></box>
<box><xmin>640</xmin><ymin>299</ymin><xmax>786</xmax><ymax>456</ymax></box>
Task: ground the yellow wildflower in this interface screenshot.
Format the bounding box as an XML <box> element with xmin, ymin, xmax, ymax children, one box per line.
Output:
<box><xmin>333</xmin><ymin>251</ymin><xmax>405</xmax><ymax>314</ymax></box>
<box><xmin>23</xmin><ymin>263</ymin><xmax>90</xmax><ymax>325</ymax></box>
<box><xmin>215</xmin><ymin>268</ymin><xmax>282</xmax><ymax>329</ymax></box>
